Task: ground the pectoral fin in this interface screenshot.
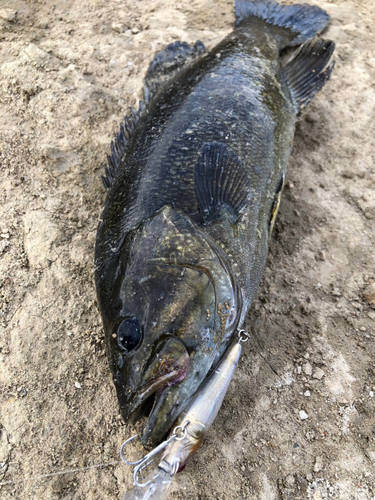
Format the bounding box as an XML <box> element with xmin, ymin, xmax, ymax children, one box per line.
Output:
<box><xmin>194</xmin><ymin>142</ymin><xmax>251</xmax><ymax>225</ymax></box>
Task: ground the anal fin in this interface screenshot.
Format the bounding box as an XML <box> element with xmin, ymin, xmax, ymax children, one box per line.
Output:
<box><xmin>195</xmin><ymin>142</ymin><xmax>251</xmax><ymax>225</ymax></box>
<box><xmin>283</xmin><ymin>38</ymin><xmax>335</xmax><ymax>113</ymax></box>
<box><xmin>144</xmin><ymin>40</ymin><xmax>206</xmax><ymax>101</ymax></box>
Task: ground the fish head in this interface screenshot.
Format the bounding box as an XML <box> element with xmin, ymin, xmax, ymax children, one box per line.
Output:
<box><xmin>97</xmin><ymin>206</ymin><xmax>241</xmax><ymax>445</ymax></box>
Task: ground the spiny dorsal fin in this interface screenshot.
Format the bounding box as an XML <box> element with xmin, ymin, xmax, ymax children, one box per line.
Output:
<box><xmin>102</xmin><ymin>41</ymin><xmax>207</xmax><ymax>190</ymax></box>
<box><xmin>144</xmin><ymin>40</ymin><xmax>206</xmax><ymax>101</ymax></box>
<box><xmin>283</xmin><ymin>38</ymin><xmax>335</xmax><ymax>114</ymax></box>
<box><xmin>195</xmin><ymin>142</ymin><xmax>251</xmax><ymax>225</ymax></box>
<box><xmin>101</xmin><ymin>100</ymin><xmax>146</xmax><ymax>190</ymax></box>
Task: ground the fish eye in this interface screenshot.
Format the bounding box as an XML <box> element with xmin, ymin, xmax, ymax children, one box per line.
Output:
<box><xmin>115</xmin><ymin>317</ymin><xmax>142</xmax><ymax>353</ymax></box>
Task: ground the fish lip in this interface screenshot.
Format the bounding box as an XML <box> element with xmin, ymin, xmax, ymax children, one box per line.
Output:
<box><xmin>124</xmin><ymin>367</ymin><xmax>189</xmax><ymax>419</ymax></box>
<box><xmin>122</xmin><ymin>335</ymin><xmax>191</xmax><ymax>420</ymax></box>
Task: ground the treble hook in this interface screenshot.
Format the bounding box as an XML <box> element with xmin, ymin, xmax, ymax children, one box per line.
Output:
<box><xmin>120</xmin><ymin>421</ymin><xmax>190</xmax><ymax>487</ymax></box>
<box><xmin>120</xmin><ymin>434</ymin><xmax>144</xmax><ymax>466</ymax></box>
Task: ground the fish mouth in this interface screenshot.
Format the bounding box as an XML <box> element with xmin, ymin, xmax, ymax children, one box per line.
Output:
<box><xmin>135</xmin><ymin>340</ymin><xmax>219</xmax><ymax>446</ymax></box>
<box><xmin>123</xmin><ymin>335</ymin><xmax>191</xmax><ymax>424</ymax></box>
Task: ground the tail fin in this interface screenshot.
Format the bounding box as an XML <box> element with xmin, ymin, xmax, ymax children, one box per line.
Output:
<box><xmin>234</xmin><ymin>0</ymin><xmax>330</xmax><ymax>48</ymax></box>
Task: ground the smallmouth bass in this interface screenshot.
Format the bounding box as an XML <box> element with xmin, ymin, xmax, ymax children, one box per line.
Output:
<box><xmin>95</xmin><ymin>0</ymin><xmax>334</xmax><ymax>446</ymax></box>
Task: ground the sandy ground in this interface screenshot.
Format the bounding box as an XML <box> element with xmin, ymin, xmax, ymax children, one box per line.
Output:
<box><xmin>0</xmin><ymin>0</ymin><xmax>375</xmax><ymax>498</ymax></box>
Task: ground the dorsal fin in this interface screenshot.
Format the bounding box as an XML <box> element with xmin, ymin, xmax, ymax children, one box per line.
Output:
<box><xmin>283</xmin><ymin>38</ymin><xmax>335</xmax><ymax>113</ymax></box>
<box><xmin>102</xmin><ymin>41</ymin><xmax>206</xmax><ymax>190</ymax></box>
<box><xmin>101</xmin><ymin>100</ymin><xmax>146</xmax><ymax>190</ymax></box>
<box><xmin>144</xmin><ymin>40</ymin><xmax>206</xmax><ymax>101</ymax></box>
<box><xmin>195</xmin><ymin>142</ymin><xmax>251</xmax><ymax>225</ymax></box>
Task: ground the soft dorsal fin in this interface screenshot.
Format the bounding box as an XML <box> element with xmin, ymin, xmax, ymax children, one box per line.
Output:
<box><xmin>283</xmin><ymin>38</ymin><xmax>335</xmax><ymax>114</ymax></box>
<box><xmin>195</xmin><ymin>142</ymin><xmax>251</xmax><ymax>225</ymax></box>
<box><xmin>144</xmin><ymin>40</ymin><xmax>206</xmax><ymax>101</ymax></box>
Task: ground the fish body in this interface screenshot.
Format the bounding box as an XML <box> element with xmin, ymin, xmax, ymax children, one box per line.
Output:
<box><xmin>95</xmin><ymin>0</ymin><xmax>334</xmax><ymax>445</ymax></box>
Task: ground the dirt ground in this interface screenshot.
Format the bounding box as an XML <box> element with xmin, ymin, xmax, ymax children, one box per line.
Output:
<box><xmin>1</xmin><ymin>0</ymin><xmax>375</xmax><ymax>498</ymax></box>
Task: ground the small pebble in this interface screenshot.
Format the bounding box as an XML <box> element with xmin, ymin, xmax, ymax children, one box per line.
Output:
<box><xmin>131</xmin><ymin>27</ymin><xmax>139</xmax><ymax>34</ymax></box>
<box><xmin>303</xmin><ymin>362</ymin><xmax>313</xmax><ymax>376</ymax></box>
<box><xmin>0</xmin><ymin>462</ymin><xmax>8</xmax><ymax>473</ymax></box>
<box><xmin>370</xmin><ymin>391</ymin><xmax>374</xmax><ymax>398</ymax></box>
<box><xmin>111</xmin><ymin>22</ymin><xmax>125</xmax><ymax>33</ymax></box>
<box><xmin>316</xmin><ymin>250</ymin><xmax>326</xmax><ymax>261</ymax></box>
<box><xmin>285</xmin><ymin>474</ymin><xmax>295</xmax><ymax>486</ymax></box>
<box><xmin>75</xmin><ymin>382</ymin><xmax>81</xmax><ymax>389</ymax></box>
<box><xmin>299</xmin><ymin>410</ymin><xmax>308</xmax><ymax>420</ymax></box>
<box><xmin>314</xmin><ymin>455</ymin><xmax>324</xmax><ymax>473</ymax></box>
<box><xmin>304</xmin><ymin>390</ymin><xmax>311</xmax><ymax>397</ymax></box>
<box><xmin>313</xmin><ymin>368</ymin><xmax>325</xmax><ymax>380</ymax></box>
<box><xmin>305</xmin><ymin>112</ymin><xmax>319</xmax><ymax>123</ymax></box>
<box><xmin>0</xmin><ymin>240</ymin><xmax>9</xmax><ymax>252</ymax></box>
<box><xmin>0</xmin><ymin>8</ymin><xmax>17</xmax><ymax>22</ymax></box>
<box><xmin>38</xmin><ymin>21</ymin><xmax>49</xmax><ymax>29</ymax></box>
<box><xmin>363</xmin><ymin>283</ymin><xmax>375</xmax><ymax>305</ymax></box>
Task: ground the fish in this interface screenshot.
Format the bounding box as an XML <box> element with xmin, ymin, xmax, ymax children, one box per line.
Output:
<box><xmin>94</xmin><ymin>0</ymin><xmax>334</xmax><ymax>447</ymax></box>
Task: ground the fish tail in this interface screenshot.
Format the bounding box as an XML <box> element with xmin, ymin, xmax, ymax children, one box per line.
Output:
<box><xmin>234</xmin><ymin>0</ymin><xmax>330</xmax><ymax>48</ymax></box>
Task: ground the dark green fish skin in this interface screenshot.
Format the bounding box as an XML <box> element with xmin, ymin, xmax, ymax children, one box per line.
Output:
<box><xmin>95</xmin><ymin>2</ymin><xmax>334</xmax><ymax>445</ymax></box>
